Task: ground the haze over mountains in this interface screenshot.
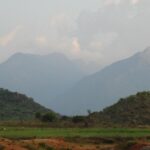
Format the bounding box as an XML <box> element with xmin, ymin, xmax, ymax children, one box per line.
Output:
<box><xmin>0</xmin><ymin>52</ymin><xmax>84</xmax><ymax>109</ymax></box>
<box><xmin>56</xmin><ymin>47</ymin><xmax>150</xmax><ymax>115</ymax></box>
<box><xmin>1</xmin><ymin>48</ymin><xmax>150</xmax><ymax>115</ymax></box>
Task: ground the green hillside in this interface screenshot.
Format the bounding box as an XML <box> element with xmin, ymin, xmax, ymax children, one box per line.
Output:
<box><xmin>0</xmin><ymin>88</ymin><xmax>54</xmax><ymax>120</ymax></box>
<box><xmin>90</xmin><ymin>91</ymin><xmax>150</xmax><ymax>126</ymax></box>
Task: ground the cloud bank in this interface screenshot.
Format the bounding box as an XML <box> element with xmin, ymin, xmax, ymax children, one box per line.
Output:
<box><xmin>0</xmin><ymin>0</ymin><xmax>150</xmax><ymax>72</ymax></box>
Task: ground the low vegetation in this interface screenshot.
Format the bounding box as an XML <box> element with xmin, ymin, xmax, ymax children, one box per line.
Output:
<box><xmin>0</xmin><ymin>89</ymin><xmax>150</xmax><ymax>149</ymax></box>
<box><xmin>0</xmin><ymin>127</ymin><xmax>150</xmax><ymax>139</ymax></box>
<box><xmin>1</xmin><ymin>88</ymin><xmax>150</xmax><ymax>128</ymax></box>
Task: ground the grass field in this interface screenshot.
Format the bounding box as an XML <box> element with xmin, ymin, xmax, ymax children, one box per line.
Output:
<box><xmin>0</xmin><ymin>127</ymin><xmax>150</xmax><ymax>139</ymax></box>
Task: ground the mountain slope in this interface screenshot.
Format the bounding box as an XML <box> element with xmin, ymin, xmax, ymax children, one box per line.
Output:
<box><xmin>0</xmin><ymin>52</ymin><xmax>84</xmax><ymax>110</ymax></box>
<box><xmin>57</xmin><ymin>47</ymin><xmax>150</xmax><ymax>115</ymax></box>
<box><xmin>0</xmin><ymin>88</ymin><xmax>53</xmax><ymax>120</ymax></box>
<box><xmin>93</xmin><ymin>91</ymin><xmax>150</xmax><ymax>125</ymax></box>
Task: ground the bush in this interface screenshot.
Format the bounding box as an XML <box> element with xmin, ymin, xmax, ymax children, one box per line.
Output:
<box><xmin>35</xmin><ymin>112</ymin><xmax>41</xmax><ymax>119</ymax></box>
<box><xmin>41</xmin><ymin>113</ymin><xmax>57</xmax><ymax>122</ymax></box>
<box><xmin>72</xmin><ymin>116</ymin><xmax>85</xmax><ymax>123</ymax></box>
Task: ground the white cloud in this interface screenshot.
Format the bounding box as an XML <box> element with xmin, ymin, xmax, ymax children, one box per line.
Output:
<box><xmin>35</xmin><ymin>36</ymin><xmax>48</xmax><ymax>47</ymax></box>
<box><xmin>0</xmin><ymin>0</ymin><xmax>149</xmax><ymax>72</ymax></box>
<box><xmin>104</xmin><ymin>0</ymin><xmax>142</xmax><ymax>6</ymax></box>
<box><xmin>0</xmin><ymin>26</ymin><xmax>21</xmax><ymax>47</ymax></box>
<box><xmin>131</xmin><ymin>0</ymin><xmax>141</xmax><ymax>5</ymax></box>
<box><xmin>74</xmin><ymin>0</ymin><xmax>150</xmax><ymax>67</ymax></box>
<box><xmin>104</xmin><ymin>0</ymin><xmax>122</xmax><ymax>6</ymax></box>
<box><xmin>71</xmin><ymin>37</ymin><xmax>81</xmax><ymax>56</ymax></box>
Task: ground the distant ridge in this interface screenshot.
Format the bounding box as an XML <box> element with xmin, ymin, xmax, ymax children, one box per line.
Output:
<box><xmin>56</xmin><ymin>47</ymin><xmax>150</xmax><ymax>115</ymax></box>
<box><xmin>0</xmin><ymin>52</ymin><xmax>84</xmax><ymax>111</ymax></box>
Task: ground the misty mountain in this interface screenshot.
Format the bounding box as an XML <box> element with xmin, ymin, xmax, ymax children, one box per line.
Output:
<box><xmin>56</xmin><ymin>47</ymin><xmax>150</xmax><ymax>115</ymax></box>
<box><xmin>0</xmin><ymin>52</ymin><xmax>84</xmax><ymax>109</ymax></box>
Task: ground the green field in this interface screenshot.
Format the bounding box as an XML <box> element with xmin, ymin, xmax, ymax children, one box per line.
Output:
<box><xmin>0</xmin><ymin>127</ymin><xmax>150</xmax><ymax>139</ymax></box>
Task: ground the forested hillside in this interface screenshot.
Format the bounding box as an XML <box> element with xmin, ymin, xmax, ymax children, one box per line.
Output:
<box><xmin>0</xmin><ymin>88</ymin><xmax>54</xmax><ymax>120</ymax></box>
<box><xmin>90</xmin><ymin>91</ymin><xmax>150</xmax><ymax>126</ymax></box>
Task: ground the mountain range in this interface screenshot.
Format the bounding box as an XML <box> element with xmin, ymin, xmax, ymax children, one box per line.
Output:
<box><xmin>0</xmin><ymin>52</ymin><xmax>84</xmax><ymax>110</ymax></box>
<box><xmin>56</xmin><ymin>47</ymin><xmax>150</xmax><ymax>115</ymax></box>
<box><xmin>1</xmin><ymin>48</ymin><xmax>150</xmax><ymax>115</ymax></box>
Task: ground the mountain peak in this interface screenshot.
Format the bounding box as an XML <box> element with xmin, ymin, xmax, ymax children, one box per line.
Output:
<box><xmin>3</xmin><ymin>52</ymin><xmax>70</xmax><ymax>66</ymax></box>
<box><xmin>142</xmin><ymin>47</ymin><xmax>150</xmax><ymax>56</ymax></box>
<box><xmin>46</xmin><ymin>52</ymin><xmax>70</xmax><ymax>61</ymax></box>
<box><xmin>138</xmin><ymin>47</ymin><xmax>150</xmax><ymax>64</ymax></box>
<box><xmin>4</xmin><ymin>52</ymin><xmax>39</xmax><ymax>65</ymax></box>
<box><xmin>0</xmin><ymin>51</ymin><xmax>84</xmax><ymax>113</ymax></box>
<box><xmin>8</xmin><ymin>52</ymin><xmax>69</xmax><ymax>61</ymax></box>
<box><xmin>11</xmin><ymin>52</ymin><xmax>35</xmax><ymax>58</ymax></box>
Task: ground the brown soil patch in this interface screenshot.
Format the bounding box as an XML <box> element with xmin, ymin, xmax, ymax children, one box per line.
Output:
<box><xmin>0</xmin><ymin>138</ymin><xmax>115</xmax><ymax>150</ymax></box>
<box><xmin>129</xmin><ymin>142</ymin><xmax>150</xmax><ymax>150</ymax></box>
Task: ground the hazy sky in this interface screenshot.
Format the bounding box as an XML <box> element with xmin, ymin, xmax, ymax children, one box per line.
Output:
<box><xmin>0</xmin><ymin>0</ymin><xmax>150</xmax><ymax>70</ymax></box>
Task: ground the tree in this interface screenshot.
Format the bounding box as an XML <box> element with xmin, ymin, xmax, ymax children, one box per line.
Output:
<box><xmin>35</xmin><ymin>112</ymin><xmax>41</xmax><ymax>120</ymax></box>
<box><xmin>41</xmin><ymin>112</ymin><xmax>57</xmax><ymax>122</ymax></box>
<box><xmin>72</xmin><ymin>116</ymin><xmax>85</xmax><ymax>123</ymax></box>
<box><xmin>87</xmin><ymin>109</ymin><xmax>92</xmax><ymax>115</ymax></box>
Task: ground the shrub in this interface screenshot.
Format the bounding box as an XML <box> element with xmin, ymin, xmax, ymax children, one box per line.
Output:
<box><xmin>72</xmin><ymin>116</ymin><xmax>85</xmax><ymax>123</ymax></box>
<box><xmin>41</xmin><ymin>112</ymin><xmax>57</xmax><ymax>122</ymax></box>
